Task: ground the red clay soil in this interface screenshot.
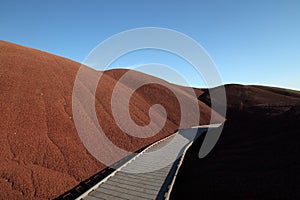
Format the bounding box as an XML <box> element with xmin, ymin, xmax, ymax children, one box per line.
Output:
<box><xmin>0</xmin><ymin>40</ymin><xmax>223</xmax><ymax>199</ymax></box>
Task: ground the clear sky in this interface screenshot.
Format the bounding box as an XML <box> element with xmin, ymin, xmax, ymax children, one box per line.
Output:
<box><xmin>1</xmin><ymin>0</ymin><xmax>299</xmax><ymax>90</ymax></box>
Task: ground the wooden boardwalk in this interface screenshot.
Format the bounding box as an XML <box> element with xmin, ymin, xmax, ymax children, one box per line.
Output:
<box><xmin>77</xmin><ymin>125</ymin><xmax>219</xmax><ymax>200</ymax></box>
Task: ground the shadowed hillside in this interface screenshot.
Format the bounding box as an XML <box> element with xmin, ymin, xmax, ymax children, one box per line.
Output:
<box><xmin>171</xmin><ymin>84</ymin><xmax>300</xmax><ymax>199</ymax></box>
<box><xmin>0</xmin><ymin>40</ymin><xmax>223</xmax><ymax>199</ymax></box>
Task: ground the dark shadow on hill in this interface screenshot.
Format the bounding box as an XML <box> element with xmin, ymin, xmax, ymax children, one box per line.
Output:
<box><xmin>170</xmin><ymin>84</ymin><xmax>300</xmax><ymax>199</ymax></box>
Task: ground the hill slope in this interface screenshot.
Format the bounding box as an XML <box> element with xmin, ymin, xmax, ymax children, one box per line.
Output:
<box><xmin>171</xmin><ymin>84</ymin><xmax>300</xmax><ymax>199</ymax></box>
<box><xmin>0</xmin><ymin>40</ymin><xmax>222</xmax><ymax>199</ymax></box>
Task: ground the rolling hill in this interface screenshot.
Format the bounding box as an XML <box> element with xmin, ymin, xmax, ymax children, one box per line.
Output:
<box><xmin>171</xmin><ymin>84</ymin><xmax>300</xmax><ymax>199</ymax></box>
<box><xmin>0</xmin><ymin>40</ymin><xmax>223</xmax><ymax>199</ymax></box>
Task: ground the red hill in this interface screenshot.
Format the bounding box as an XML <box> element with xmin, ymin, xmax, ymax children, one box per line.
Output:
<box><xmin>0</xmin><ymin>40</ymin><xmax>222</xmax><ymax>199</ymax></box>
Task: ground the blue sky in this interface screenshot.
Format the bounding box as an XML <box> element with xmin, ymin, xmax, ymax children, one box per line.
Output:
<box><xmin>1</xmin><ymin>0</ymin><xmax>299</xmax><ymax>90</ymax></box>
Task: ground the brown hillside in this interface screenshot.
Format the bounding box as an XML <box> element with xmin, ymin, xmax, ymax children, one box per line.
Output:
<box><xmin>0</xmin><ymin>40</ymin><xmax>222</xmax><ymax>199</ymax></box>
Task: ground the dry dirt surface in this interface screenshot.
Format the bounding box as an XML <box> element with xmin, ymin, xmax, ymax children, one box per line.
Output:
<box><xmin>171</xmin><ymin>84</ymin><xmax>300</xmax><ymax>199</ymax></box>
<box><xmin>0</xmin><ymin>40</ymin><xmax>223</xmax><ymax>199</ymax></box>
